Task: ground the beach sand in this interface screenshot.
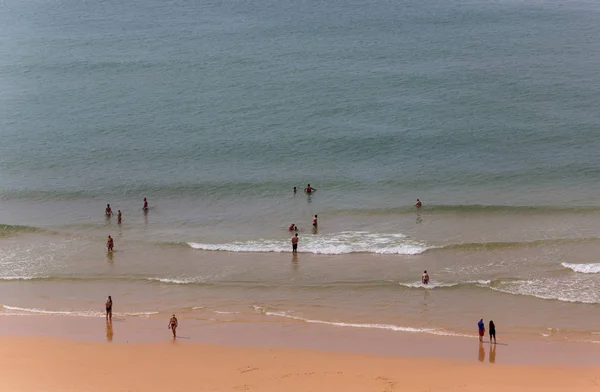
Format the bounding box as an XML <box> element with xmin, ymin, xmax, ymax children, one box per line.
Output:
<box><xmin>1</xmin><ymin>327</ymin><xmax>599</xmax><ymax>392</ymax></box>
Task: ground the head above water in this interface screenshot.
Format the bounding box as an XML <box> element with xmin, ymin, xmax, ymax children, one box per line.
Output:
<box><xmin>424</xmin><ymin>270</ymin><xmax>427</xmax><ymax>274</ymax></box>
<box><xmin>107</xmin><ymin>204</ymin><xmax>110</xmax><ymax>207</ymax></box>
<box><xmin>108</xmin><ymin>296</ymin><xmax>111</xmax><ymax>300</ymax></box>
<box><xmin>295</xmin><ymin>233</ymin><xmax>298</xmax><ymax>237</ymax></box>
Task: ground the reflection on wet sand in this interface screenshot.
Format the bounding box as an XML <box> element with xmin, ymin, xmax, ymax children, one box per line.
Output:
<box><xmin>489</xmin><ymin>343</ymin><xmax>496</xmax><ymax>363</ymax></box>
<box><xmin>106</xmin><ymin>321</ymin><xmax>113</xmax><ymax>342</ymax></box>
<box><xmin>478</xmin><ymin>342</ymin><xmax>485</xmax><ymax>362</ymax></box>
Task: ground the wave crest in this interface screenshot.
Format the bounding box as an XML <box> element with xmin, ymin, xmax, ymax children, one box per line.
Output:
<box><xmin>562</xmin><ymin>263</ymin><xmax>600</xmax><ymax>274</ymax></box>
<box><xmin>188</xmin><ymin>231</ymin><xmax>429</xmax><ymax>255</ymax></box>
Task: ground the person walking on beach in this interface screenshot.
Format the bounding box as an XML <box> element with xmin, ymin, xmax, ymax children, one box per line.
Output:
<box><xmin>107</xmin><ymin>235</ymin><xmax>114</xmax><ymax>252</ymax></box>
<box><xmin>489</xmin><ymin>320</ymin><xmax>496</xmax><ymax>344</ymax></box>
<box><xmin>169</xmin><ymin>314</ymin><xmax>178</xmax><ymax>338</ymax></box>
<box><xmin>105</xmin><ymin>204</ymin><xmax>113</xmax><ymax>217</ymax></box>
<box><xmin>291</xmin><ymin>233</ymin><xmax>299</xmax><ymax>253</ymax></box>
<box><xmin>421</xmin><ymin>270</ymin><xmax>429</xmax><ymax>284</ymax></box>
<box><xmin>478</xmin><ymin>318</ymin><xmax>485</xmax><ymax>342</ymax></box>
<box><xmin>117</xmin><ymin>210</ymin><xmax>122</xmax><ymax>224</ymax></box>
<box><xmin>415</xmin><ymin>199</ymin><xmax>422</xmax><ymax>208</ymax></box>
<box><xmin>105</xmin><ymin>296</ymin><xmax>112</xmax><ymax>321</ymax></box>
<box><xmin>143</xmin><ymin>197</ymin><xmax>149</xmax><ymax>211</ymax></box>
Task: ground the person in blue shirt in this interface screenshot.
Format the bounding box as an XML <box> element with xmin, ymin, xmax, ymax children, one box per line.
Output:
<box><xmin>478</xmin><ymin>318</ymin><xmax>485</xmax><ymax>342</ymax></box>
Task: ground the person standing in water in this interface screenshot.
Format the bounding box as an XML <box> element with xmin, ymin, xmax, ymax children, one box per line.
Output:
<box><xmin>291</xmin><ymin>233</ymin><xmax>299</xmax><ymax>253</ymax></box>
<box><xmin>169</xmin><ymin>314</ymin><xmax>178</xmax><ymax>338</ymax></box>
<box><xmin>105</xmin><ymin>204</ymin><xmax>113</xmax><ymax>216</ymax></box>
<box><xmin>142</xmin><ymin>197</ymin><xmax>149</xmax><ymax>211</ymax></box>
<box><xmin>421</xmin><ymin>270</ymin><xmax>430</xmax><ymax>284</ymax></box>
<box><xmin>117</xmin><ymin>210</ymin><xmax>122</xmax><ymax>224</ymax></box>
<box><xmin>304</xmin><ymin>184</ymin><xmax>316</xmax><ymax>194</ymax></box>
<box><xmin>293</xmin><ymin>186</ymin><xmax>297</xmax><ymax>194</ymax></box>
<box><xmin>489</xmin><ymin>320</ymin><xmax>496</xmax><ymax>344</ymax></box>
<box><xmin>478</xmin><ymin>318</ymin><xmax>485</xmax><ymax>342</ymax></box>
<box><xmin>107</xmin><ymin>235</ymin><xmax>114</xmax><ymax>252</ymax></box>
<box><xmin>312</xmin><ymin>215</ymin><xmax>318</xmax><ymax>228</ymax></box>
<box><xmin>415</xmin><ymin>199</ymin><xmax>422</xmax><ymax>208</ymax></box>
<box><xmin>105</xmin><ymin>296</ymin><xmax>112</xmax><ymax>321</ymax></box>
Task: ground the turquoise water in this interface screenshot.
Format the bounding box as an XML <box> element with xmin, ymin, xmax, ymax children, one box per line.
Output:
<box><xmin>2</xmin><ymin>0</ymin><xmax>600</xmax><ymax>211</ymax></box>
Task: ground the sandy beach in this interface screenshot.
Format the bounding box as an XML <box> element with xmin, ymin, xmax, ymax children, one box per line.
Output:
<box><xmin>1</xmin><ymin>315</ymin><xmax>600</xmax><ymax>392</ymax></box>
<box><xmin>2</xmin><ymin>334</ymin><xmax>599</xmax><ymax>392</ymax></box>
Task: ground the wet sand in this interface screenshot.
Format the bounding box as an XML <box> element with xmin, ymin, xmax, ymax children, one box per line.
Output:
<box><xmin>1</xmin><ymin>315</ymin><xmax>600</xmax><ymax>366</ymax></box>
<box><xmin>1</xmin><ymin>333</ymin><xmax>599</xmax><ymax>392</ymax></box>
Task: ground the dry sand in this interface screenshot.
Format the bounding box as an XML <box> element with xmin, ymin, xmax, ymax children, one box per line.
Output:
<box><xmin>1</xmin><ymin>335</ymin><xmax>599</xmax><ymax>392</ymax></box>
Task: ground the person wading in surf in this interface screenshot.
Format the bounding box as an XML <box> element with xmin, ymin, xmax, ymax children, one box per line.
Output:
<box><xmin>291</xmin><ymin>233</ymin><xmax>299</xmax><ymax>253</ymax></box>
<box><xmin>105</xmin><ymin>296</ymin><xmax>112</xmax><ymax>321</ymax></box>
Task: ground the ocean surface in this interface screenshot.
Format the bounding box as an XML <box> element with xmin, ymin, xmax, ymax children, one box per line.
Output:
<box><xmin>2</xmin><ymin>0</ymin><xmax>600</xmax><ymax>343</ymax></box>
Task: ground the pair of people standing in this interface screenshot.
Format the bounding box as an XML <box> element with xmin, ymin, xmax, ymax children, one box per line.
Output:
<box><xmin>478</xmin><ymin>318</ymin><xmax>497</xmax><ymax>343</ymax></box>
<box><xmin>293</xmin><ymin>184</ymin><xmax>317</xmax><ymax>195</ymax></box>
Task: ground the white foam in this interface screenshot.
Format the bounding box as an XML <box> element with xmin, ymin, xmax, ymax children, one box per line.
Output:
<box><xmin>0</xmin><ymin>276</ymin><xmax>44</xmax><ymax>281</ymax></box>
<box><xmin>398</xmin><ymin>280</ymin><xmax>490</xmax><ymax>289</ymax></box>
<box><xmin>214</xmin><ymin>311</ymin><xmax>239</xmax><ymax>315</ymax></box>
<box><xmin>488</xmin><ymin>279</ymin><xmax>600</xmax><ymax>304</ymax></box>
<box><xmin>147</xmin><ymin>277</ymin><xmax>206</xmax><ymax>285</ymax></box>
<box><xmin>256</xmin><ymin>309</ymin><xmax>471</xmax><ymax>338</ymax></box>
<box><xmin>399</xmin><ymin>281</ymin><xmax>459</xmax><ymax>289</ymax></box>
<box><xmin>2</xmin><ymin>305</ymin><xmax>158</xmax><ymax>317</ymax></box>
<box><xmin>561</xmin><ymin>263</ymin><xmax>600</xmax><ymax>274</ymax></box>
<box><xmin>188</xmin><ymin>231</ymin><xmax>429</xmax><ymax>255</ymax></box>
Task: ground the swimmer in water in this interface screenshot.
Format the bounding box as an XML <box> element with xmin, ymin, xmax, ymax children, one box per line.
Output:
<box><xmin>107</xmin><ymin>235</ymin><xmax>114</xmax><ymax>252</ymax></box>
<box><xmin>105</xmin><ymin>204</ymin><xmax>113</xmax><ymax>216</ymax></box>
<box><xmin>288</xmin><ymin>223</ymin><xmax>296</xmax><ymax>231</ymax></box>
<box><xmin>143</xmin><ymin>197</ymin><xmax>148</xmax><ymax>211</ymax></box>
<box><xmin>422</xmin><ymin>270</ymin><xmax>429</xmax><ymax>284</ymax></box>
<box><xmin>117</xmin><ymin>210</ymin><xmax>122</xmax><ymax>224</ymax></box>
<box><xmin>304</xmin><ymin>184</ymin><xmax>317</xmax><ymax>194</ymax></box>
<box><xmin>293</xmin><ymin>186</ymin><xmax>297</xmax><ymax>194</ymax></box>
<box><xmin>415</xmin><ymin>199</ymin><xmax>422</xmax><ymax>208</ymax></box>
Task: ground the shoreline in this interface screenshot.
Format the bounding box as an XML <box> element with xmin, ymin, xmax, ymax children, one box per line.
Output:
<box><xmin>1</xmin><ymin>335</ymin><xmax>599</xmax><ymax>392</ymax></box>
<box><xmin>1</xmin><ymin>314</ymin><xmax>599</xmax><ymax>366</ymax></box>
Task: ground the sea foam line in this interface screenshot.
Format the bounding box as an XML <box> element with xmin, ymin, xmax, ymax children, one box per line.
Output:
<box><xmin>1</xmin><ymin>305</ymin><xmax>158</xmax><ymax>317</ymax></box>
<box><xmin>188</xmin><ymin>231</ymin><xmax>429</xmax><ymax>255</ymax></box>
<box><xmin>253</xmin><ymin>307</ymin><xmax>471</xmax><ymax>338</ymax></box>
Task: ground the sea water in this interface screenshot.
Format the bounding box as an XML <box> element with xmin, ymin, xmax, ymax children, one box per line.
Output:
<box><xmin>2</xmin><ymin>0</ymin><xmax>600</xmax><ymax>342</ymax></box>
